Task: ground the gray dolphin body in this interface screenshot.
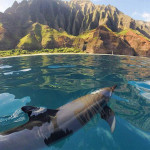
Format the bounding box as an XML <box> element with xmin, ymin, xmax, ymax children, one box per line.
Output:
<box><xmin>0</xmin><ymin>85</ymin><xmax>117</xmax><ymax>150</ymax></box>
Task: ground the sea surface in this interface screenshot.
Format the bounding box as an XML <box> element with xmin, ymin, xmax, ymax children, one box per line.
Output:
<box><xmin>0</xmin><ymin>54</ymin><xmax>150</xmax><ymax>150</ymax></box>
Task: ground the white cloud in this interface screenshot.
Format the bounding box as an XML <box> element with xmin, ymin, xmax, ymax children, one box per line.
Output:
<box><xmin>142</xmin><ymin>13</ymin><xmax>150</xmax><ymax>22</ymax></box>
<box><xmin>132</xmin><ymin>11</ymin><xmax>140</xmax><ymax>17</ymax></box>
<box><xmin>132</xmin><ymin>11</ymin><xmax>150</xmax><ymax>22</ymax></box>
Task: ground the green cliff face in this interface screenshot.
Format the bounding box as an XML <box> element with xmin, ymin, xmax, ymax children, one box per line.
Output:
<box><xmin>0</xmin><ymin>0</ymin><xmax>150</xmax><ymax>56</ymax></box>
<box><xmin>17</xmin><ymin>23</ymin><xmax>75</xmax><ymax>50</ymax></box>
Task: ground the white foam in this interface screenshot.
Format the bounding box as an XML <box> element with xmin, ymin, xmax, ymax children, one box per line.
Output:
<box><xmin>144</xmin><ymin>81</ymin><xmax>150</xmax><ymax>85</ymax></box>
<box><xmin>3</xmin><ymin>68</ymin><xmax>31</xmax><ymax>75</ymax></box>
<box><xmin>20</xmin><ymin>68</ymin><xmax>31</xmax><ymax>72</ymax></box>
<box><xmin>0</xmin><ymin>65</ymin><xmax>12</xmax><ymax>69</ymax></box>
<box><xmin>14</xmin><ymin>117</ymin><xmax>26</xmax><ymax>123</ymax></box>
<box><xmin>141</xmin><ymin>92</ymin><xmax>150</xmax><ymax>100</ymax></box>
<box><xmin>3</xmin><ymin>72</ymin><xmax>14</xmax><ymax>75</ymax></box>
<box><xmin>129</xmin><ymin>81</ymin><xmax>150</xmax><ymax>101</ymax></box>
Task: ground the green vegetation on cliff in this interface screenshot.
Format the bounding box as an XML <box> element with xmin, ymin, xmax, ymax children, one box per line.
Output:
<box><xmin>78</xmin><ymin>30</ymin><xmax>93</xmax><ymax>39</ymax></box>
<box><xmin>117</xmin><ymin>29</ymin><xmax>129</xmax><ymax>35</ymax></box>
<box><xmin>17</xmin><ymin>23</ymin><xmax>75</xmax><ymax>50</ymax></box>
<box><xmin>0</xmin><ymin>48</ymin><xmax>83</xmax><ymax>57</ymax></box>
<box><xmin>17</xmin><ymin>31</ymin><xmax>42</xmax><ymax>50</ymax></box>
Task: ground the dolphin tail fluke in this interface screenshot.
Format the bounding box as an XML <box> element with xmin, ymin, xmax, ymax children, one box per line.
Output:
<box><xmin>100</xmin><ymin>105</ymin><xmax>116</xmax><ymax>133</ymax></box>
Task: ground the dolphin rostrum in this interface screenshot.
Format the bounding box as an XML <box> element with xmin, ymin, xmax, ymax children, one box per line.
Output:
<box><xmin>0</xmin><ymin>85</ymin><xmax>117</xmax><ymax>150</ymax></box>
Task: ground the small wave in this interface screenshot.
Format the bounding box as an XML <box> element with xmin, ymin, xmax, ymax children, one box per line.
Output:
<box><xmin>48</xmin><ymin>65</ymin><xmax>76</xmax><ymax>69</ymax></box>
<box><xmin>0</xmin><ymin>109</ymin><xmax>25</xmax><ymax>125</ymax></box>
<box><xmin>0</xmin><ymin>93</ymin><xmax>31</xmax><ymax>125</ymax></box>
<box><xmin>0</xmin><ymin>65</ymin><xmax>12</xmax><ymax>69</ymax></box>
<box><xmin>3</xmin><ymin>68</ymin><xmax>31</xmax><ymax>75</ymax></box>
<box><xmin>129</xmin><ymin>81</ymin><xmax>150</xmax><ymax>101</ymax></box>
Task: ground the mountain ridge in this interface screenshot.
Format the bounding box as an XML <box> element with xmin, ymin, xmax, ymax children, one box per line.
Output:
<box><xmin>0</xmin><ymin>0</ymin><xmax>150</xmax><ymax>56</ymax></box>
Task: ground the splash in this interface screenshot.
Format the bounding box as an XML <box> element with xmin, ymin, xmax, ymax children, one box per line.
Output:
<box><xmin>0</xmin><ymin>93</ymin><xmax>31</xmax><ymax>126</ymax></box>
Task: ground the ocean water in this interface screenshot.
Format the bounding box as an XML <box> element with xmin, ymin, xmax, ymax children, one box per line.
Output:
<box><xmin>0</xmin><ymin>54</ymin><xmax>150</xmax><ymax>150</ymax></box>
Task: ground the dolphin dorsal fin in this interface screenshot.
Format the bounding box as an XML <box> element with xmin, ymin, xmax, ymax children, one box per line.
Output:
<box><xmin>100</xmin><ymin>105</ymin><xmax>116</xmax><ymax>133</ymax></box>
<box><xmin>21</xmin><ymin>106</ymin><xmax>58</xmax><ymax>120</ymax></box>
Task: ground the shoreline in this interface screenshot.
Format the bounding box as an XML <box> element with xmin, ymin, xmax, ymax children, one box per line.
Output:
<box><xmin>0</xmin><ymin>52</ymin><xmax>149</xmax><ymax>59</ymax></box>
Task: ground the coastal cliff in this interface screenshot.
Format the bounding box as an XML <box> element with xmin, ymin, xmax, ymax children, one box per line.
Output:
<box><xmin>0</xmin><ymin>0</ymin><xmax>150</xmax><ymax>56</ymax></box>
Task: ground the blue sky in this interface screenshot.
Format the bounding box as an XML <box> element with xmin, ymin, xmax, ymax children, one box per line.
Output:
<box><xmin>0</xmin><ymin>0</ymin><xmax>150</xmax><ymax>22</ymax></box>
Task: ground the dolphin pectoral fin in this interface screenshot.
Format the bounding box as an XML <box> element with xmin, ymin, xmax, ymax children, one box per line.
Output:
<box><xmin>21</xmin><ymin>106</ymin><xmax>59</xmax><ymax>119</ymax></box>
<box><xmin>100</xmin><ymin>105</ymin><xmax>116</xmax><ymax>133</ymax></box>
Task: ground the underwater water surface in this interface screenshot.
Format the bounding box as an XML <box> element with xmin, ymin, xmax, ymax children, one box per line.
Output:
<box><xmin>0</xmin><ymin>54</ymin><xmax>150</xmax><ymax>150</ymax></box>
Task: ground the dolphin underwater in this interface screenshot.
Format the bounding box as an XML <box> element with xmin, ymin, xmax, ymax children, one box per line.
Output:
<box><xmin>0</xmin><ymin>85</ymin><xmax>117</xmax><ymax>150</ymax></box>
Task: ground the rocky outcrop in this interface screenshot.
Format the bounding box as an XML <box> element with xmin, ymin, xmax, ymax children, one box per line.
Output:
<box><xmin>136</xmin><ymin>20</ymin><xmax>150</xmax><ymax>39</ymax></box>
<box><xmin>120</xmin><ymin>30</ymin><xmax>150</xmax><ymax>57</ymax></box>
<box><xmin>74</xmin><ymin>26</ymin><xmax>136</xmax><ymax>55</ymax></box>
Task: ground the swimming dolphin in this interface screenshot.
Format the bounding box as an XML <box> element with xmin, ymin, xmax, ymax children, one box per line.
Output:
<box><xmin>0</xmin><ymin>85</ymin><xmax>117</xmax><ymax>150</ymax></box>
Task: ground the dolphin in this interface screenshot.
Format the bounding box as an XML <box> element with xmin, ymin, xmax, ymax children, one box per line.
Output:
<box><xmin>0</xmin><ymin>85</ymin><xmax>117</xmax><ymax>150</ymax></box>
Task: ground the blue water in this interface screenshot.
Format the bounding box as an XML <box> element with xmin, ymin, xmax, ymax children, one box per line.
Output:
<box><xmin>0</xmin><ymin>54</ymin><xmax>150</xmax><ymax>150</ymax></box>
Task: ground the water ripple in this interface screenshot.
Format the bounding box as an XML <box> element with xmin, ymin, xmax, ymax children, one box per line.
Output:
<box><xmin>128</xmin><ymin>81</ymin><xmax>150</xmax><ymax>101</ymax></box>
<box><xmin>112</xmin><ymin>94</ymin><xmax>129</xmax><ymax>102</ymax></box>
<box><xmin>48</xmin><ymin>65</ymin><xmax>76</xmax><ymax>69</ymax></box>
<box><xmin>0</xmin><ymin>93</ymin><xmax>31</xmax><ymax>130</ymax></box>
